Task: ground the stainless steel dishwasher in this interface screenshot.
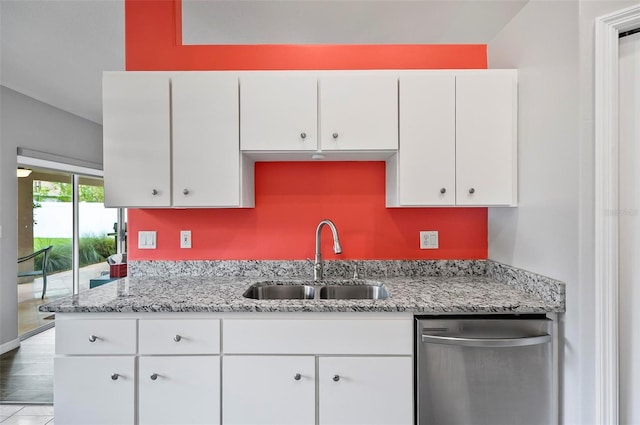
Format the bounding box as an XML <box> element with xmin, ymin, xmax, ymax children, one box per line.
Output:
<box><xmin>416</xmin><ymin>315</ymin><xmax>553</xmax><ymax>425</ymax></box>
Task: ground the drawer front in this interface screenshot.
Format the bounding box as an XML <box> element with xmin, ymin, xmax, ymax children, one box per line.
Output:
<box><xmin>223</xmin><ymin>318</ymin><xmax>412</xmax><ymax>355</ymax></box>
<box><xmin>56</xmin><ymin>319</ymin><xmax>137</xmax><ymax>355</ymax></box>
<box><xmin>139</xmin><ymin>319</ymin><xmax>220</xmax><ymax>354</ymax></box>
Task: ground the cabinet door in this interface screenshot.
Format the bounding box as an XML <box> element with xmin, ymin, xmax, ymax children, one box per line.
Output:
<box><xmin>456</xmin><ymin>72</ymin><xmax>517</xmax><ymax>206</ymax></box>
<box><xmin>139</xmin><ymin>356</ymin><xmax>220</xmax><ymax>425</ymax></box>
<box><xmin>320</xmin><ymin>74</ymin><xmax>398</xmax><ymax>151</ymax></box>
<box><xmin>318</xmin><ymin>356</ymin><xmax>413</xmax><ymax>425</ymax></box>
<box><xmin>240</xmin><ymin>73</ymin><xmax>317</xmax><ymax>151</ymax></box>
<box><xmin>397</xmin><ymin>74</ymin><xmax>456</xmax><ymax>205</ymax></box>
<box><xmin>172</xmin><ymin>73</ymin><xmax>241</xmax><ymax>207</ymax></box>
<box><xmin>54</xmin><ymin>356</ymin><xmax>135</xmax><ymax>425</ymax></box>
<box><xmin>223</xmin><ymin>356</ymin><xmax>315</xmax><ymax>425</ymax></box>
<box><xmin>103</xmin><ymin>73</ymin><xmax>171</xmax><ymax>207</ymax></box>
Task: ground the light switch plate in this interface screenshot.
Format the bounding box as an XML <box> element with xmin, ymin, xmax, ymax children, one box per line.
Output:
<box><xmin>138</xmin><ymin>231</ymin><xmax>157</xmax><ymax>249</ymax></box>
<box><xmin>420</xmin><ymin>231</ymin><xmax>439</xmax><ymax>249</ymax></box>
<box><xmin>180</xmin><ymin>230</ymin><xmax>192</xmax><ymax>249</ymax></box>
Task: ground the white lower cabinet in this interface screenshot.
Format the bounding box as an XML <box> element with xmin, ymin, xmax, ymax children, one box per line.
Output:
<box><xmin>139</xmin><ymin>356</ymin><xmax>220</xmax><ymax>425</ymax></box>
<box><xmin>223</xmin><ymin>356</ymin><xmax>316</xmax><ymax>425</ymax></box>
<box><xmin>54</xmin><ymin>314</ymin><xmax>413</xmax><ymax>425</ymax></box>
<box><xmin>318</xmin><ymin>356</ymin><xmax>413</xmax><ymax>425</ymax></box>
<box><xmin>54</xmin><ymin>356</ymin><xmax>135</xmax><ymax>425</ymax></box>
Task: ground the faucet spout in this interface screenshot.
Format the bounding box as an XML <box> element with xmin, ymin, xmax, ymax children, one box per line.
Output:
<box><xmin>314</xmin><ymin>219</ymin><xmax>342</xmax><ymax>281</ymax></box>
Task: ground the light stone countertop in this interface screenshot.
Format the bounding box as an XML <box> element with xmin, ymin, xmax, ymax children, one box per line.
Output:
<box><xmin>39</xmin><ymin>271</ymin><xmax>564</xmax><ymax>314</ymax></box>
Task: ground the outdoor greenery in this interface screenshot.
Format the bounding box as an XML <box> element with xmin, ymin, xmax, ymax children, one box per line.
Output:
<box><xmin>33</xmin><ymin>182</ymin><xmax>105</xmax><ymax>203</ymax></box>
<box><xmin>33</xmin><ymin>235</ymin><xmax>116</xmax><ymax>273</ymax></box>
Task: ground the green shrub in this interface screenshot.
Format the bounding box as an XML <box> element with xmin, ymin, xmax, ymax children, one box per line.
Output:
<box><xmin>33</xmin><ymin>235</ymin><xmax>116</xmax><ymax>272</ymax></box>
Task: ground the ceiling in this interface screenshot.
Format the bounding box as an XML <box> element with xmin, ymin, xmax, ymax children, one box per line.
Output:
<box><xmin>0</xmin><ymin>0</ymin><xmax>527</xmax><ymax>125</ymax></box>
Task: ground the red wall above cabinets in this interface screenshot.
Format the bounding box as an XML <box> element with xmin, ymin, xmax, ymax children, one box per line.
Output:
<box><xmin>125</xmin><ymin>0</ymin><xmax>488</xmax><ymax>260</ymax></box>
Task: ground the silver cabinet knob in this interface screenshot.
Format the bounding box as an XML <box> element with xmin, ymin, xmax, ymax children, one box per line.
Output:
<box><xmin>300</xmin><ymin>132</ymin><xmax>307</xmax><ymax>140</ymax></box>
<box><xmin>333</xmin><ymin>374</ymin><xmax>340</xmax><ymax>382</ymax></box>
<box><xmin>151</xmin><ymin>189</ymin><xmax>158</xmax><ymax>196</ymax></box>
<box><xmin>111</xmin><ymin>373</ymin><xmax>119</xmax><ymax>381</ymax></box>
<box><xmin>440</xmin><ymin>188</ymin><xmax>446</xmax><ymax>194</ymax></box>
<box><xmin>88</xmin><ymin>335</ymin><xmax>98</xmax><ymax>343</ymax></box>
<box><xmin>294</xmin><ymin>373</ymin><xmax>302</xmax><ymax>381</ymax></box>
<box><xmin>468</xmin><ymin>188</ymin><xmax>475</xmax><ymax>194</ymax></box>
<box><xmin>150</xmin><ymin>373</ymin><xmax>159</xmax><ymax>381</ymax></box>
<box><xmin>173</xmin><ymin>335</ymin><xmax>182</xmax><ymax>342</ymax></box>
<box><xmin>332</xmin><ymin>132</ymin><xmax>339</xmax><ymax>139</ymax></box>
<box><xmin>183</xmin><ymin>189</ymin><xmax>189</xmax><ymax>195</ymax></box>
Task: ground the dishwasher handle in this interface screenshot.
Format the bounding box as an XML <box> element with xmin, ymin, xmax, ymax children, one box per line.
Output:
<box><xmin>421</xmin><ymin>333</ymin><xmax>551</xmax><ymax>348</ymax></box>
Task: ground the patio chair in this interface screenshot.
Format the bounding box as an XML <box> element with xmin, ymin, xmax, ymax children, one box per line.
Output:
<box><xmin>18</xmin><ymin>245</ymin><xmax>53</xmax><ymax>299</ymax></box>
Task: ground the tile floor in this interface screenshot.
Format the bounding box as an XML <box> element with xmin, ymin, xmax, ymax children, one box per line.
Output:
<box><xmin>0</xmin><ymin>405</ymin><xmax>54</xmax><ymax>424</ymax></box>
<box><xmin>1</xmin><ymin>328</ymin><xmax>54</xmax><ymax>404</ymax></box>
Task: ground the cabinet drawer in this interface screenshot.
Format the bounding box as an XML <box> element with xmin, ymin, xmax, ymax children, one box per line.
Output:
<box><xmin>223</xmin><ymin>318</ymin><xmax>412</xmax><ymax>355</ymax></box>
<box><xmin>56</xmin><ymin>319</ymin><xmax>137</xmax><ymax>355</ymax></box>
<box><xmin>139</xmin><ymin>319</ymin><xmax>220</xmax><ymax>354</ymax></box>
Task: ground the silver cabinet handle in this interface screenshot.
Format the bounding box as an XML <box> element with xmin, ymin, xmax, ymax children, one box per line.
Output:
<box><xmin>468</xmin><ymin>188</ymin><xmax>475</xmax><ymax>194</ymax></box>
<box><xmin>332</xmin><ymin>132</ymin><xmax>339</xmax><ymax>139</ymax></box>
<box><xmin>173</xmin><ymin>335</ymin><xmax>182</xmax><ymax>342</ymax></box>
<box><xmin>294</xmin><ymin>373</ymin><xmax>301</xmax><ymax>381</ymax></box>
<box><xmin>88</xmin><ymin>335</ymin><xmax>98</xmax><ymax>343</ymax></box>
<box><xmin>440</xmin><ymin>188</ymin><xmax>446</xmax><ymax>194</ymax></box>
<box><xmin>300</xmin><ymin>132</ymin><xmax>307</xmax><ymax>140</ymax></box>
<box><xmin>183</xmin><ymin>189</ymin><xmax>189</xmax><ymax>195</ymax></box>
<box><xmin>111</xmin><ymin>373</ymin><xmax>119</xmax><ymax>381</ymax></box>
<box><xmin>151</xmin><ymin>189</ymin><xmax>158</xmax><ymax>196</ymax></box>
<box><xmin>421</xmin><ymin>333</ymin><xmax>552</xmax><ymax>348</ymax></box>
<box><xmin>333</xmin><ymin>374</ymin><xmax>340</xmax><ymax>382</ymax></box>
<box><xmin>150</xmin><ymin>373</ymin><xmax>159</xmax><ymax>381</ymax></box>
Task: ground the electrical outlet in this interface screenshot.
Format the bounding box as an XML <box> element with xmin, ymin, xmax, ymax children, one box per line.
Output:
<box><xmin>420</xmin><ymin>231</ymin><xmax>439</xmax><ymax>249</ymax></box>
<box><xmin>180</xmin><ymin>230</ymin><xmax>192</xmax><ymax>249</ymax></box>
<box><xmin>138</xmin><ymin>231</ymin><xmax>157</xmax><ymax>249</ymax></box>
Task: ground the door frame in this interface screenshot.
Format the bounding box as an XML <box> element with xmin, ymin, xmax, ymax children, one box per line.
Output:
<box><xmin>594</xmin><ymin>5</ymin><xmax>640</xmax><ymax>424</ymax></box>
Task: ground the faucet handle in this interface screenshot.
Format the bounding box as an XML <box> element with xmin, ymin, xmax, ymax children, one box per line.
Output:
<box><xmin>352</xmin><ymin>263</ymin><xmax>360</xmax><ymax>279</ymax></box>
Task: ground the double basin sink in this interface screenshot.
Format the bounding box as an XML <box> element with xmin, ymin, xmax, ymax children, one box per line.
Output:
<box><xmin>243</xmin><ymin>279</ymin><xmax>389</xmax><ymax>300</ymax></box>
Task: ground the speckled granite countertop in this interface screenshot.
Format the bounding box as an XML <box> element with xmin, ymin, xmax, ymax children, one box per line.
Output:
<box><xmin>40</xmin><ymin>260</ymin><xmax>565</xmax><ymax>314</ymax></box>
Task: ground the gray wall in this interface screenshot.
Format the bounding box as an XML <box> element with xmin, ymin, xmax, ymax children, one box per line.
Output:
<box><xmin>0</xmin><ymin>86</ymin><xmax>102</xmax><ymax>349</ymax></box>
<box><xmin>488</xmin><ymin>1</ymin><xmax>638</xmax><ymax>424</ymax></box>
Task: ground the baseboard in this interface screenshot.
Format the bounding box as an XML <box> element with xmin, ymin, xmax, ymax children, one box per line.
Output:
<box><xmin>0</xmin><ymin>338</ymin><xmax>20</xmax><ymax>355</ymax></box>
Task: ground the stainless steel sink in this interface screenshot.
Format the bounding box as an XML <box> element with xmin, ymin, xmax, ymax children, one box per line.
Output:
<box><xmin>243</xmin><ymin>280</ymin><xmax>389</xmax><ymax>300</ymax></box>
<box><xmin>319</xmin><ymin>284</ymin><xmax>389</xmax><ymax>300</ymax></box>
<box><xmin>243</xmin><ymin>283</ymin><xmax>315</xmax><ymax>300</ymax></box>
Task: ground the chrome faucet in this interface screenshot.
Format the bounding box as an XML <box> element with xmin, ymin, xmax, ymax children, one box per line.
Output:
<box><xmin>314</xmin><ymin>219</ymin><xmax>343</xmax><ymax>281</ymax></box>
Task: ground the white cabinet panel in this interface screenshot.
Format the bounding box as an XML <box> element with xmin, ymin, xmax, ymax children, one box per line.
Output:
<box><xmin>396</xmin><ymin>74</ymin><xmax>456</xmax><ymax>206</ymax></box>
<box><xmin>240</xmin><ymin>73</ymin><xmax>318</xmax><ymax>151</ymax></box>
<box><xmin>172</xmin><ymin>73</ymin><xmax>241</xmax><ymax>207</ymax></box>
<box><xmin>55</xmin><ymin>319</ymin><xmax>137</xmax><ymax>355</ymax></box>
<box><xmin>139</xmin><ymin>356</ymin><xmax>220</xmax><ymax>425</ymax></box>
<box><xmin>103</xmin><ymin>73</ymin><xmax>171</xmax><ymax>207</ymax></box>
<box><xmin>223</xmin><ymin>356</ymin><xmax>315</xmax><ymax>425</ymax></box>
<box><xmin>456</xmin><ymin>72</ymin><xmax>517</xmax><ymax>206</ymax></box>
<box><xmin>318</xmin><ymin>356</ymin><xmax>413</xmax><ymax>425</ymax></box>
<box><xmin>138</xmin><ymin>318</ymin><xmax>220</xmax><ymax>354</ymax></box>
<box><xmin>320</xmin><ymin>74</ymin><xmax>398</xmax><ymax>151</ymax></box>
<box><xmin>55</xmin><ymin>356</ymin><xmax>135</xmax><ymax>425</ymax></box>
<box><xmin>223</xmin><ymin>318</ymin><xmax>412</xmax><ymax>355</ymax></box>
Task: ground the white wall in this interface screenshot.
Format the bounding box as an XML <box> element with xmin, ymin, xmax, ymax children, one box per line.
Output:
<box><xmin>488</xmin><ymin>1</ymin><xmax>640</xmax><ymax>424</ymax></box>
<box><xmin>0</xmin><ymin>86</ymin><xmax>103</xmax><ymax>350</ymax></box>
<box><xmin>486</xmin><ymin>1</ymin><xmax>581</xmax><ymax>423</ymax></box>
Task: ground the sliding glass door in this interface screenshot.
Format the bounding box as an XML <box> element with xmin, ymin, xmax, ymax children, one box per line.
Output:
<box><xmin>17</xmin><ymin>164</ymin><xmax>121</xmax><ymax>337</ymax></box>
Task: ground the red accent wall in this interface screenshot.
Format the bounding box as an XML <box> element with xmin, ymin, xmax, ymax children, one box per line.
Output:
<box><xmin>125</xmin><ymin>0</ymin><xmax>489</xmax><ymax>260</ymax></box>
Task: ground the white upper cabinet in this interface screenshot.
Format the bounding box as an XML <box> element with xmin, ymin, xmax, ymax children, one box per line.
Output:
<box><xmin>456</xmin><ymin>72</ymin><xmax>517</xmax><ymax>206</ymax></box>
<box><xmin>172</xmin><ymin>73</ymin><xmax>242</xmax><ymax>207</ymax></box>
<box><xmin>320</xmin><ymin>74</ymin><xmax>398</xmax><ymax>151</ymax></box>
<box><xmin>103</xmin><ymin>73</ymin><xmax>171</xmax><ymax>207</ymax></box>
<box><xmin>240</xmin><ymin>73</ymin><xmax>318</xmax><ymax>151</ymax></box>
<box><xmin>388</xmin><ymin>70</ymin><xmax>517</xmax><ymax>207</ymax></box>
<box><xmin>395</xmin><ymin>73</ymin><xmax>456</xmax><ymax>206</ymax></box>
